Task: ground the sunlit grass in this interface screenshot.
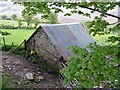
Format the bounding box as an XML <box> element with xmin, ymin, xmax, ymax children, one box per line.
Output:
<box><xmin>0</xmin><ymin>20</ymin><xmax>36</xmax><ymax>27</ymax></box>
<box><xmin>1</xmin><ymin>29</ymin><xmax>35</xmax><ymax>45</ymax></box>
<box><xmin>0</xmin><ymin>20</ymin><xmax>27</xmax><ymax>27</ymax></box>
<box><xmin>93</xmin><ymin>34</ymin><xmax>118</xmax><ymax>45</ymax></box>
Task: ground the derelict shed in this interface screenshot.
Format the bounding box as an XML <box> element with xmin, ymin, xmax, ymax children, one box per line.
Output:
<box><xmin>26</xmin><ymin>23</ymin><xmax>95</xmax><ymax>71</ymax></box>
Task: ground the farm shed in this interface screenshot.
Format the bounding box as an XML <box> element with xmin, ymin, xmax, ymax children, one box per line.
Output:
<box><xmin>26</xmin><ymin>23</ymin><xmax>95</xmax><ymax>72</ymax></box>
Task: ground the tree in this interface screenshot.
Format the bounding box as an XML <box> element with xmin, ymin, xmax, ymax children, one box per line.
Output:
<box><xmin>23</xmin><ymin>14</ymin><xmax>33</xmax><ymax>29</ymax></box>
<box><xmin>12</xmin><ymin>14</ymin><xmax>17</xmax><ymax>20</ymax></box>
<box><xmin>16</xmin><ymin>18</ymin><xmax>23</xmax><ymax>29</ymax></box>
<box><xmin>43</xmin><ymin>12</ymin><xmax>58</xmax><ymax>24</ymax></box>
<box><xmin>18</xmin><ymin>1</ymin><xmax>120</xmax><ymax>88</ymax></box>
<box><xmin>1</xmin><ymin>15</ymin><xmax>7</xmax><ymax>20</ymax></box>
<box><xmin>33</xmin><ymin>18</ymin><xmax>40</xmax><ymax>29</ymax></box>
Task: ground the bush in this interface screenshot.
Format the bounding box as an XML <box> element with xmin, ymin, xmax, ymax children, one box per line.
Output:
<box><xmin>0</xmin><ymin>24</ymin><xmax>34</xmax><ymax>29</ymax></box>
<box><xmin>2</xmin><ymin>45</ymin><xmax>40</xmax><ymax>62</ymax></box>
<box><xmin>2</xmin><ymin>45</ymin><xmax>14</xmax><ymax>51</ymax></box>
<box><xmin>0</xmin><ymin>24</ymin><xmax>17</xmax><ymax>29</ymax></box>
<box><xmin>6</xmin><ymin>18</ymin><xmax>12</xmax><ymax>20</ymax></box>
<box><xmin>1</xmin><ymin>15</ymin><xmax>7</xmax><ymax>20</ymax></box>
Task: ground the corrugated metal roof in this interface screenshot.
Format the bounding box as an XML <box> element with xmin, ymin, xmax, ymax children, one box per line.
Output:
<box><xmin>41</xmin><ymin>23</ymin><xmax>95</xmax><ymax>60</ymax></box>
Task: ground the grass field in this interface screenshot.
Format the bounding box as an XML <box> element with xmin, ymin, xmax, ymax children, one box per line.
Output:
<box><xmin>93</xmin><ymin>34</ymin><xmax>117</xmax><ymax>45</ymax></box>
<box><xmin>0</xmin><ymin>20</ymin><xmax>28</xmax><ymax>27</ymax></box>
<box><xmin>0</xmin><ymin>19</ymin><xmax>43</xmax><ymax>27</ymax></box>
<box><xmin>1</xmin><ymin>29</ymin><xmax>35</xmax><ymax>45</ymax></box>
<box><xmin>0</xmin><ymin>20</ymin><xmax>37</xmax><ymax>27</ymax></box>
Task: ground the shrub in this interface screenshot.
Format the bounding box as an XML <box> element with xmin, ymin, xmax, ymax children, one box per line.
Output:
<box><xmin>0</xmin><ymin>24</ymin><xmax>16</xmax><ymax>29</ymax></box>
<box><xmin>6</xmin><ymin>18</ymin><xmax>12</xmax><ymax>20</ymax></box>
<box><xmin>12</xmin><ymin>14</ymin><xmax>17</xmax><ymax>20</ymax></box>
<box><xmin>2</xmin><ymin>45</ymin><xmax>14</xmax><ymax>51</ymax></box>
<box><xmin>1</xmin><ymin>15</ymin><xmax>7</xmax><ymax>20</ymax></box>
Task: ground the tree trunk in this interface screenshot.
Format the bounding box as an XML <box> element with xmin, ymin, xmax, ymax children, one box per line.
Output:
<box><xmin>27</xmin><ymin>22</ymin><xmax>30</xmax><ymax>29</ymax></box>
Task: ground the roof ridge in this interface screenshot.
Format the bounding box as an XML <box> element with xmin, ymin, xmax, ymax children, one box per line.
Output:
<box><xmin>41</xmin><ymin>22</ymin><xmax>80</xmax><ymax>27</ymax></box>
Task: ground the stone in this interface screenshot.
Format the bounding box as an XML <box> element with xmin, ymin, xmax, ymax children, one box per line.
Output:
<box><xmin>3</xmin><ymin>57</ymin><xmax>7</xmax><ymax>60</ymax></box>
<box><xmin>26</xmin><ymin>73</ymin><xmax>34</xmax><ymax>80</ymax></box>
<box><xmin>15</xmin><ymin>81</ymin><xmax>21</xmax><ymax>84</ymax></box>
<box><xmin>37</xmin><ymin>72</ymin><xmax>41</xmax><ymax>74</ymax></box>
<box><xmin>8</xmin><ymin>67</ymin><xmax>12</xmax><ymax>70</ymax></box>
<box><xmin>38</xmin><ymin>76</ymin><xmax>44</xmax><ymax>80</ymax></box>
<box><xmin>23</xmin><ymin>65</ymin><xmax>27</xmax><ymax>68</ymax></box>
<box><xmin>34</xmin><ymin>75</ymin><xmax>44</xmax><ymax>83</ymax></box>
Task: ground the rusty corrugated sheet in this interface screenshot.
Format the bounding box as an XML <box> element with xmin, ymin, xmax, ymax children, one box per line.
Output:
<box><xmin>42</xmin><ymin>23</ymin><xmax>95</xmax><ymax>60</ymax></box>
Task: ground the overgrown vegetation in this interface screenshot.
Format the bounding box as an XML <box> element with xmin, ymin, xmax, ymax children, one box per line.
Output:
<box><xmin>1</xmin><ymin>45</ymin><xmax>37</xmax><ymax>62</ymax></box>
<box><xmin>1</xmin><ymin>45</ymin><xmax>52</xmax><ymax>73</ymax></box>
<box><xmin>61</xmin><ymin>43</ymin><xmax>119</xmax><ymax>88</ymax></box>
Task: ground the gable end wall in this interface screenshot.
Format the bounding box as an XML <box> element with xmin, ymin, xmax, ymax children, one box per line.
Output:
<box><xmin>26</xmin><ymin>28</ymin><xmax>62</xmax><ymax>71</ymax></box>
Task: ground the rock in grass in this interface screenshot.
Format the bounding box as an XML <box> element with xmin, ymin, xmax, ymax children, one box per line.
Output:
<box><xmin>26</xmin><ymin>73</ymin><xmax>34</xmax><ymax>80</ymax></box>
<box><xmin>38</xmin><ymin>76</ymin><xmax>43</xmax><ymax>80</ymax></box>
<box><xmin>34</xmin><ymin>75</ymin><xmax>44</xmax><ymax>83</ymax></box>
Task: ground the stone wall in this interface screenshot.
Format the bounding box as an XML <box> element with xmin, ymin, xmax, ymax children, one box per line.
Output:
<box><xmin>26</xmin><ymin>28</ymin><xmax>62</xmax><ymax>72</ymax></box>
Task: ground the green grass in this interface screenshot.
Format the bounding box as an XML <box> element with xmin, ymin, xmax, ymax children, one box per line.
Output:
<box><xmin>2</xmin><ymin>75</ymin><xmax>15</xmax><ymax>89</ymax></box>
<box><xmin>1</xmin><ymin>29</ymin><xmax>35</xmax><ymax>45</ymax></box>
<box><xmin>0</xmin><ymin>20</ymin><xmax>36</xmax><ymax>27</ymax></box>
<box><xmin>93</xmin><ymin>34</ymin><xmax>118</xmax><ymax>45</ymax></box>
<box><xmin>0</xmin><ymin>19</ymin><xmax>44</xmax><ymax>28</ymax></box>
<box><xmin>0</xmin><ymin>20</ymin><xmax>27</xmax><ymax>27</ymax></box>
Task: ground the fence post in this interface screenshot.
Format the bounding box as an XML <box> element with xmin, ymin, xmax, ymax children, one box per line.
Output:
<box><xmin>12</xmin><ymin>42</ymin><xmax>14</xmax><ymax>48</ymax></box>
<box><xmin>3</xmin><ymin>37</ymin><xmax>6</xmax><ymax>50</ymax></box>
<box><xmin>24</xmin><ymin>39</ymin><xmax>27</xmax><ymax>50</ymax></box>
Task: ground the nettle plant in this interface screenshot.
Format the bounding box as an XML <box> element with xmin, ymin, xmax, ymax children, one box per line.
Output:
<box><xmin>18</xmin><ymin>1</ymin><xmax>120</xmax><ymax>88</ymax></box>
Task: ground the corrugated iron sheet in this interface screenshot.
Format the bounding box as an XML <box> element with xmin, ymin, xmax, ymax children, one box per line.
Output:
<box><xmin>42</xmin><ymin>23</ymin><xmax>95</xmax><ymax>60</ymax></box>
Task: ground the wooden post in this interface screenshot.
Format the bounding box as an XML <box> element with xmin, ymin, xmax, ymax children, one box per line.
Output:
<box><xmin>24</xmin><ymin>39</ymin><xmax>27</xmax><ymax>50</ymax></box>
<box><xmin>12</xmin><ymin>42</ymin><xmax>14</xmax><ymax>48</ymax></box>
<box><xmin>3</xmin><ymin>37</ymin><xmax>6</xmax><ymax>50</ymax></box>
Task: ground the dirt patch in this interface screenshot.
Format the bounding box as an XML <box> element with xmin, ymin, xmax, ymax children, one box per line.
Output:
<box><xmin>2</xmin><ymin>52</ymin><xmax>64</xmax><ymax>88</ymax></box>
